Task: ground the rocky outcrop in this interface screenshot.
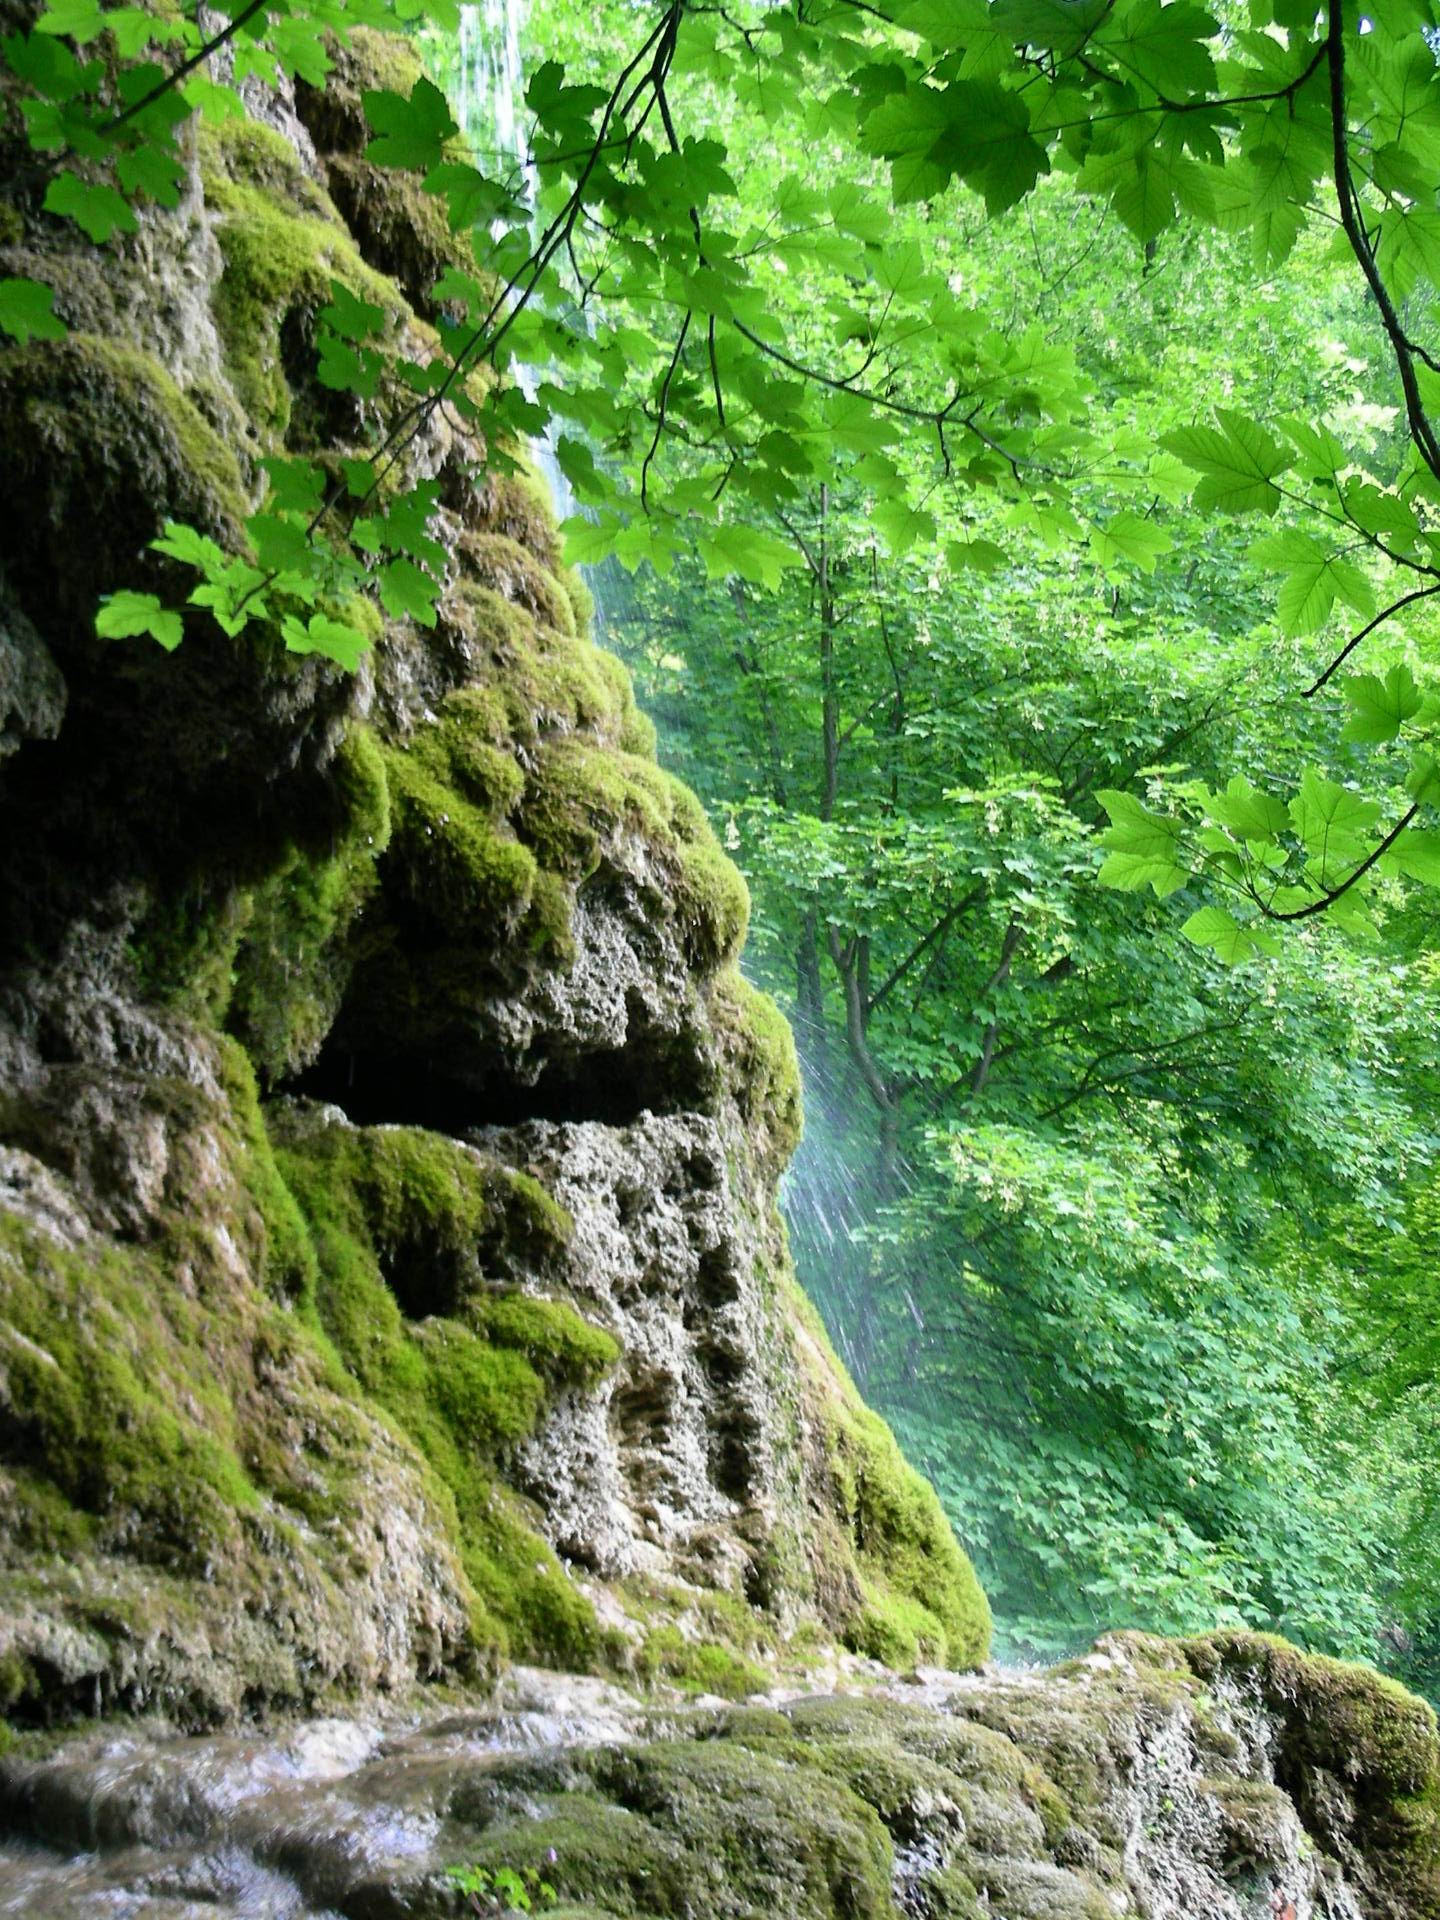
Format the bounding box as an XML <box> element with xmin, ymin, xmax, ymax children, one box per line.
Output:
<box><xmin>0</xmin><ymin>17</ymin><xmax>987</xmax><ymax>1728</ymax></box>
<box><xmin>3</xmin><ymin>1633</ymin><xmax>1439</xmax><ymax>1919</ymax></box>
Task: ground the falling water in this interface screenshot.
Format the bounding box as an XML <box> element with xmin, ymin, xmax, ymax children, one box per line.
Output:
<box><xmin>451</xmin><ymin>0</ymin><xmax>614</xmax><ymax>628</ymax></box>
<box><xmin>455</xmin><ymin>0</ymin><xmax>525</xmax><ymax>176</ymax></box>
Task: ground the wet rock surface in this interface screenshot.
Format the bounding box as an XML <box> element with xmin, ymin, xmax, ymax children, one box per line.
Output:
<box><xmin>0</xmin><ymin>1637</ymin><xmax>1418</xmax><ymax>1920</ymax></box>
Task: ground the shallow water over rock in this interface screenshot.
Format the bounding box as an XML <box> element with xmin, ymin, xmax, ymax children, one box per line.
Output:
<box><xmin>0</xmin><ymin>1643</ymin><xmax>1389</xmax><ymax>1920</ymax></box>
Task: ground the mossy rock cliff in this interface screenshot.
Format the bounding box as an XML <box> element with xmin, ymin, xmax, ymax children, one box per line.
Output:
<box><xmin>0</xmin><ymin>23</ymin><xmax>987</xmax><ymax>1728</ymax></box>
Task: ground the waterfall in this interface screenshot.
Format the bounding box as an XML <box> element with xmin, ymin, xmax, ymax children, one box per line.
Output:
<box><xmin>456</xmin><ymin>0</ymin><xmax>525</xmax><ymax>180</ymax></box>
<box><xmin>452</xmin><ymin>0</ymin><xmax>606</xmax><ymax>625</ymax></box>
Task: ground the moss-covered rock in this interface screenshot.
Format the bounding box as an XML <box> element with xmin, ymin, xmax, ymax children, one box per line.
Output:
<box><xmin>710</xmin><ymin>969</ymin><xmax>804</xmax><ymax>1172</ymax></box>
<box><xmin>272</xmin><ymin>1103</ymin><xmax>616</xmax><ymax>1668</ymax></box>
<box><xmin>782</xmin><ymin>1278</ymin><xmax>991</xmax><ymax>1671</ymax></box>
<box><xmin>0</xmin><ymin>333</ymin><xmax>248</xmax><ymax>612</ymax></box>
<box><xmin>205</xmin><ymin>169</ymin><xmax>406</xmax><ymax>442</ymax></box>
<box><xmin>227</xmin><ymin>723</ymin><xmax>393</xmax><ymax>1080</ymax></box>
<box><xmin>0</xmin><ymin>14</ymin><xmax>993</xmax><ymax>1733</ymax></box>
<box><xmin>1184</xmin><ymin>1631</ymin><xmax>1440</xmax><ymax>1918</ymax></box>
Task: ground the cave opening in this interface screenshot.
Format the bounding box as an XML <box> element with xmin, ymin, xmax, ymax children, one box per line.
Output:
<box><xmin>285</xmin><ymin>1034</ymin><xmax>698</xmax><ymax>1135</ymax></box>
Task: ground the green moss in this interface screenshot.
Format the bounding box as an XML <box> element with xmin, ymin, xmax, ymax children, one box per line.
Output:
<box><xmin>515</xmin><ymin>744</ymin><xmax>748</xmax><ymax>970</ymax></box>
<box><xmin>128</xmin><ymin>884</ymin><xmax>250</xmax><ymax>1019</ymax></box>
<box><xmin>382</xmin><ymin>733</ymin><xmax>539</xmax><ymax>931</ymax></box>
<box><xmin>276</xmin><ymin>1117</ymin><xmax>491</xmax><ymax>1320</ymax></box>
<box><xmin>416</xmin><ymin>1318</ymin><xmax>547</xmax><ymax>1446</ymax></box>
<box><xmin>205</xmin><ymin>176</ymin><xmax>403</xmax><ymax>438</ymax></box>
<box><xmin>777</xmin><ymin>1273</ymin><xmax>990</xmax><ymax>1671</ymax></box>
<box><xmin>459</xmin><ymin>1739</ymin><xmax>898</xmax><ymax>1920</ymax></box>
<box><xmin>321</xmin><ymin>153</ymin><xmax>476</xmax><ymax>315</ymax></box>
<box><xmin>273</xmin><ymin>1111</ymin><xmax>617</xmax><ymax>1670</ymax></box>
<box><xmin>488</xmin><ymin>1169</ymin><xmax>576</xmax><ymax>1265</ymax></box>
<box><xmin>228</xmin><ymin>724</ymin><xmax>393</xmax><ymax>1081</ymax></box>
<box><xmin>199</xmin><ymin>117</ymin><xmax>333</xmax><ymax>216</ymax></box>
<box><xmin>520</xmin><ymin>741</ymin><xmax>671</xmax><ymax>875</ymax></box>
<box><xmin>593</xmin><ymin>652</ymin><xmax>657</xmax><ymax>757</ymax></box>
<box><xmin>833</xmin><ymin>1403</ymin><xmax>990</xmax><ymax>1671</ymax></box>
<box><xmin>916</xmin><ymin>1864</ymin><xmax>985</xmax><ymax>1919</ymax></box>
<box><xmin>0</xmin><ymin>1654</ymin><xmax>33</xmax><ymax>1717</ymax></box>
<box><xmin>461</xmin><ymin>531</ymin><xmax>579</xmax><ymax>635</ymax></box>
<box><xmin>711</xmin><ymin>970</ymin><xmax>803</xmax><ymax>1170</ymax></box>
<box><xmin>217</xmin><ymin>1037</ymin><xmax>321</xmax><ymax>1305</ymax></box>
<box><xmin>1184</xmin><ymin>1631</ymin><xmax>1440</xmax><ymax>1916</ymax></box>
<box><xmin>477</xmin><ymin>468</ymin><xmax>565</xmax><ymax>573</ymax></box>
<box><xmin>0</xmin><ymin>332</ymin><xmax>250</xmax><ymax>538</ymax></box>
<box><xmin>470</xmin><ymin>1292</ymin><xmax>618</xmax><ymax>1387</ymax></box>
<box><xmin>372</xmin><ymin>668</ymin><xmax>742</xmax><ymax>976</ymax></box>
<box><xmin>294</xmin><ymin>26</ymin><xmax>427</xmax><ymax>157</ymax></box>
<box><xmin>4</xmin><ymin>1468</ymin><xmax>96</xmax><ymax>1556</ymax></box>
<box><xmin>635</xmin><ymin>1628</ymin><xmax>769</xmax><ymax>1700</ymax></box>
<box><xmin>1202</xmin><ymin>1777</ymin><xmax>1294</xmax><ymax>1870</ymax></box>
<box><xmin>0</xmin><ymin>1217</ymin><xmax>261</xmax><ymax>1581</ymax></box>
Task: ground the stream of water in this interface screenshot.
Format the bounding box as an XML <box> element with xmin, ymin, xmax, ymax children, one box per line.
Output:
<box><xmin>452</xmin><ymin>0</ymin><xmax>602</xmax><ymax>604</ymax></box>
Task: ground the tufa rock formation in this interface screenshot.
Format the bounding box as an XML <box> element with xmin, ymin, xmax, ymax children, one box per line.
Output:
<box><xmin>0</xmin><ymin>15</ymin><xmax>988</xmax><ymax>1727</ymax></box>
<box><xmin>4</xmin><ymin>1632</ymin><xmax>1440</xmax><ymax>1917</ymax></box>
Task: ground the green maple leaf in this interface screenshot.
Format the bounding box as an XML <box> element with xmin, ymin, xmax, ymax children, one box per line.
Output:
<box><xmin>1383</xmin><ymin>829</ymin><xmax>1440</xmax><ymax>887</ymax></box>
<box><xmin>1276</xmin><ymin>552</ymin><xmax>1374</xmax><ymax>637</ymax></box>
<box><xmin>863</xmin><ymin>85</ymin><xmax>956</xmax><ymax>202</ymax></box>
<box><xmin>363</xmin><ymin>78</ymin><xmax>457</xmax><ymax>171</ymax></box>
<box><xmin>1099</xmin><ymin>0</ymin><xmax>1218</xmax><ymax>95</ymax></box>
<box><xmin>96</xmin><ymin>589</ymin><xmax>183</xmax><ymax>652</ymax></box>
<box><xmin>0</xmin><ymin>276</ymin><xmax>66</xmax><ymax>344</ymax></box>
<box><xmin>280</xmin><ymin>612</ymin><xmax>370</xmax><ymax>670</ymax></box>
<box><xmin>1342</xmin><ymin>664</ymin><xmax>1424</xmax><ymax>745</ymax></box>
<box><xmin>1205</xmin><ymin>775</ymin><xmax>1289</xmax><ymax>844</ymax></box>
<box><xmin>379</xmin><ymin>557</ymin><xmax>440</xmax><ymax>626</ymax></box>
<box><xmin>424</xmin><ymin>161</ymin><xmax>510</xmax><ymax>233</ymax></box>
<box><xmin>34</xmin><ymin>0</ymin><xmax>107</xmax><ymax>42</ymax></box>
<box><xmin>43</xmin><ymin>173</ymin><xmax>137</xmax><ymax>243</ymax></box>
<box><xmin>151</xmin><ymin>518</ymin><xmax>227</xmax><ymax>573</ymax></box>
<box><xmin>321</xmin><ymin>279</ymin><xmax>386</xmax><ymax>342</ymax></box>
<box><xmin>1096</xmin><ymin>789</ymin><xmax>1188</xmax><ymax>896</ymax></box>
<box><xmin>1090</xmin><ymin>511</ymin><xmax>1171</xmax><ymax>574</ymax></box>
<box><xmin>1181</xmin><ymin>906</ymin><xmax>1277</xmax><ymax>964</ymax></box>
<box><xmin>561</xmin><ymin>512</ymin><xmax>624</xmax><ymax>567</ymax></box>
<box><xmin>1289</xmin><ymin>769</ymin><xmax>1380</xmax><ymax>877</ymax></box>
<box><xmin>1161</xmin><ymin>409</ymin><xmax>1290</xmax><ymax>514</ymax></box>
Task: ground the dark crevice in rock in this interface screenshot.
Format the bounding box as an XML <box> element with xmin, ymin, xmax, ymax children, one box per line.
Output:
<box><xmin>694</xmin><ymin>1245</ymin><xmax>742</xmax><ymax>1306</ymax></box>
<box><xmin>376</xmin><ymin>1236</ymin><xmax>469</xmax><ymax>1322</ymax></box>
<box><xmin>283</xmin><ymin>1034</ymin><xmax>697</xmax><ymax>1133</ymax></box>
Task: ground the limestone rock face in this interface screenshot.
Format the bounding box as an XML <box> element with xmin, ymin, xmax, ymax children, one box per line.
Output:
<box><xmin>0</xmin><ymin>22</ymin><xmax>987</xmax><ymax>1726</ymax></box>
<box><xmin>482</xmin><ymin>1113</ymin><xmax>781</xmax><ymax>1587</ymax></box>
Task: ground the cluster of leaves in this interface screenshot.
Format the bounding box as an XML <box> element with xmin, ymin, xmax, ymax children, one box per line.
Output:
<box><xmin>572</xmin><ymin>37</ymin><xmax>1440</xmax><ymax>1657</ymax></box>
<box><xmin>11</xmin><ymin>0</ymin><xmax>1439</xmax><ymax>707</ymax></box>
<box><xmin>446</xmin><ymin>1860</ymin><xmax>558</xmax><ymax>1915</ymax></box>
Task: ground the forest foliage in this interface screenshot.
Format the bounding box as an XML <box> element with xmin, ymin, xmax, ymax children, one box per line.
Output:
<box><xmin>10</xmin><ymin>0</ymin><xmax>1440</xmax><ymax>1676</ymax></box>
